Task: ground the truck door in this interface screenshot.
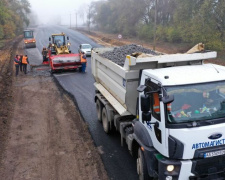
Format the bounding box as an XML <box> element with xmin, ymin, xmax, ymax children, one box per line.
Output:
<box><xmin>140</xmin><ymin>79</ymin><xmax>168</xmax><ymax>156</ymax></box>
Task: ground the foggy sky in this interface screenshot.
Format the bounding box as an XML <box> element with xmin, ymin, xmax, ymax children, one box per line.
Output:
<box><xmin>29</xmin><ymin>0</ymin><xmax>95</xmax><ymax>25</ymax></box>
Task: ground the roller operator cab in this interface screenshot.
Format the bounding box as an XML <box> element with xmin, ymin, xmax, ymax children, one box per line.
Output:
<box><xmin>47</xmin><ymin>33</ymin><xmax>82</xmax><ymax>73</ymax></box>
<box><xmin>23</xmin><ymin>30</ymin><xmax>36</xmax><ymax>48</ymax></box>
<box><xmin>91</xmin><ymin>46</ymin><xmax>225</xmax><ymax>180</ymax></box>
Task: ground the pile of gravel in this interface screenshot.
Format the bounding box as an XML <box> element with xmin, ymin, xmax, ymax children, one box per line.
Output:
<box><xmin>101</xmin><ymin>44</ymin><xmax>159</xmax><ymax>66</ymax></box>
<box><xmin>29</xmin><ymin>65</ymin><xmax>51</xmax><ymax>77</ymax></box>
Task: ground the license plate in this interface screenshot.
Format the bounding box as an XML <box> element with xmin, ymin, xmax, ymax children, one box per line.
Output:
<box><xmin>204</xmin><ymin>150</ymin><xmax>225</xmax><ymax>158</ymax></box>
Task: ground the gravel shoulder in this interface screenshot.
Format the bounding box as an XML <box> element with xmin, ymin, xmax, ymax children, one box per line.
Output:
<box><xmin>0</xmin><ymin>40</ymin><xmax>108</xmax><ymax>180</ymax></box>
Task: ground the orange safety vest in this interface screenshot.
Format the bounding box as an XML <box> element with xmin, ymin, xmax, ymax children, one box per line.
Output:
<box><xmin>167</xmin><ymin>103</ymin><xmax>172</xmax><ymax>111</ymax></box>
<box><xmin>153</xmin><ymin>93</ymin><xmax>160</xmax><ymax>114</ymax></box>
<box><xmin>22</xmin><ymin>56</ymin><xmax>28</xmax><ymax>64</ymax></box>
<box><xmin>80</xmin><ymin>54</ymin><xmax>87</xmax><ymax>63</ymax></box>
<box><xmin>14</xmin><ymin>57</ymin><xmax>19</xmax><ymax>65</ymax></box>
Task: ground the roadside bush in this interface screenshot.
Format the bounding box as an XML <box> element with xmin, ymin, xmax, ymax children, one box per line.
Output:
<box><xmin>156</xmin><ymin>25</ymin><xmax>167</xmax><ymax>41</ymax></box>
<box><xmin>205</xmin><ymin>39</ymin><xmax>224</xmax><ymax>51</ymax></box>
<box><xmin>166</xmin><ymin>27</ymin><xmax>181</xmax><ymax>43</ymax></box>
<box><xmin>0</xmin><ymin>25</ymin><xmax>4</xmax><ymax>39</ymax></box>
<box><xmin>3</xmin><ymin>22</ymin><xmax>15</xmax><ymax>39</ymax></box>
<box><xmin>137</xmin><ymin>24</ymin><xmax>154</xmax><ymax>41</ymax></box>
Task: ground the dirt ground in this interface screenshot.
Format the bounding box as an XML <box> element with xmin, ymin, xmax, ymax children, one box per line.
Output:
<box><xmin>0</xmin><ymin>40</ymin><xmax>108</xmax><ymax>180</ymax></box>
<box><xmin>77</xmin><ymin>29</ymin><xmax>192</xmax><ymax>54</ymax></box>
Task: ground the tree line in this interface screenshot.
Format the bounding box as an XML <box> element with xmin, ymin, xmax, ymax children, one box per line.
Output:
<box><xmin>89</xmin><ymin>0</ymin><xmax>225</xmax><ymax>50</ymax></box>
<box><xmin>0</xmin><ymin>0</ymin><xmax>31</xmax><ymax>39</ymax></box>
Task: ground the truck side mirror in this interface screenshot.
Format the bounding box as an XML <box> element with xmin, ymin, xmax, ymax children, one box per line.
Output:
<box><xmin>67</xmin><ymin>36</ymin><xmax>69</xmax><ymax>40</ymax></box>
<box><xmin>141</xmin><ymin>94</ymin><xmax>150</xmax><ymax>112</ymax></box>
<box><xmin>49</xmin><ymin>37</ymin><xmax>51</xmax><ymax>41</ymax></box>
<box><xmin>142</xmin><ymin>111</ymin><xmax>151</xmax><ymax>122</ymax></box>
<box><xmin>162</xmin><ymin>95</ymin><xmax>174</xmax><ymax>104</ymax></box>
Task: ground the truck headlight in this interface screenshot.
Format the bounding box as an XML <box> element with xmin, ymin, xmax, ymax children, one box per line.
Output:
<box><xmin>167</xmin><ymin>165</ymin><xmax>174</xmax><ymax>172</ymax></box>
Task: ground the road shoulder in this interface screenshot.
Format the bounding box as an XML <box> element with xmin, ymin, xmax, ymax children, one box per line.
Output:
<box><xmin>0</xmin><ymin>40</ymin><xmax>108</xmax><ymax>180</ymax></box>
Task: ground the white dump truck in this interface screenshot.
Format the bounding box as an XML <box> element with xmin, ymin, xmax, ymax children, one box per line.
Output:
<box><xmin>91</xmin><ymin>45</ymin><xmax>225</xmax><ymax>180</ymax></box>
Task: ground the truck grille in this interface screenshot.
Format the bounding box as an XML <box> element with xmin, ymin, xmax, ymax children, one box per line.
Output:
<box><xmin>191</xmin><ymin>155</ymin><xmax>225</xmax><ymax>179</ymax></box>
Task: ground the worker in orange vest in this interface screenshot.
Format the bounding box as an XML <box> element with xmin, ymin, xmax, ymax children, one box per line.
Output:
<box><xmin>80</xmin><ymin>52</ymin><xmax>87</xmax><ymax>73</ymax></box>
<box><xmin>19</xmin><ymin>55</ymin><xmax>23</xmax><ymax>72</ymax></box>
<box><xmin>22</xmin><ymin>55</ymin><xmax>29</xmax><ymax>74</ymax></box>
<box><xmin>42</xmin><ymin>47</ymin><xmax>48</xmax><ymax>62</ymax></box>
<box><xmin>14</xmin><ymin>55</ymin><xmax>20</xmax><ymax>76</ymax></box>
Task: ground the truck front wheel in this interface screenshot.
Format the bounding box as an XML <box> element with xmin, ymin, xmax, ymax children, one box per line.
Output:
<box><xmin>96</xmin><ymin>99</ymin><xmax>102</xmax><ymax>122</ymax></box>
<box><xmin>102</xmin><ymin>107</ymin><xmax>110</xmax><ymax>133</ymax></box>
<box><xmin>137</xmin><ymin>148</ymin><xmax>151</xmax><ymax>180</ymax></box>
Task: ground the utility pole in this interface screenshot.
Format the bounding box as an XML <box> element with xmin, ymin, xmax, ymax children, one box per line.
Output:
<box><xmin>70</xmin><ymin>13</ymin><xmax>71</xmax><ymax>28</ymax></box>
<box><xmin>88</xmin><ymin>6</ymin><xmax>91</xmax><ymax>32</ymax></box>
<box><xmin>75</xmin><ymin>11</ymin><xmax>77</xmax><ymax>29</ymax></box>
<box><xmin>153</xmin><ymin>0</ymin><xmax>157</xmax><ymax>51</ymax></box>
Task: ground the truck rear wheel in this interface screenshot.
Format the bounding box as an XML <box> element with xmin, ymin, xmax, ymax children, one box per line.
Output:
<box><xmin>137</xmin><ymin>148</ymin><xmax>151</xmax><ymax>180</ymax></box>
<box><xmin>102</xmin><ymin>107</ymin><xmax>110</xmax><ymax>133</ymax></box>
<box><xmin>96</xmin><ymin>99</ymin><xmax>102</xmax><ymax>122</ymax></box>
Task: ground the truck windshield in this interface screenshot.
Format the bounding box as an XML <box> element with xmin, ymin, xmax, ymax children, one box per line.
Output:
<box><xmin>165</xmin><ymin>81</ymin><xmax>225</xmax><ymax>124</ymax></box>
<box><xmin>82</xmin><ymin>44</ymin><xmax>92</xmax><ymax>49</ymax></box>
<box><xmin>24</xmin><ymin>31</ymin><xmax>33</xmax><ymax>38</ymax></box>
<box><xmin>53</xmin><ymin>36</ymin><xmax>65</xmax><ymax>47</ymax></box>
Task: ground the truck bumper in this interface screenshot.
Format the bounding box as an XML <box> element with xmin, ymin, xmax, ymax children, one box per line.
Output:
<box><xmin>155</xmin><ymin>155</ymin><xmax>225</xmax><ymax>180</ymax></box>
<box><xmin>144</xmin><ymin>148</ymin><xmax>225</xmax><ymax>180</ymax></box>
<box><xmin>52</xmin><ymin>65</ymin><xmax>82</xmax><ymax>71</ymax></box>
<box><xmin>25</xmin><ymin>42</ymin><xmax>36</xmax><ymax>48</ymax></box>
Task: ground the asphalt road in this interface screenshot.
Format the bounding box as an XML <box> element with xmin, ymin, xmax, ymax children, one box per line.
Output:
<box><xmin>25</xmin><ymin>25</ymin><xmax>138</xmax><ymax>180</ymax></box>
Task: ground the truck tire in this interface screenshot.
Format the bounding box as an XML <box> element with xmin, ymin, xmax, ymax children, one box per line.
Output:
<box><xmin>137</xmin><ymin>148</ymin><xmax>151</xmax><ymax>180</ymax></box>
<box><xmin>96</xmin><ymin>99</ymin><xmax>102</xmax><ymax>122</ymax></box>
<box><xmin>102</xmin><ymin>107</ymin><xmax>110</xmax><ymax>133</ymax></box>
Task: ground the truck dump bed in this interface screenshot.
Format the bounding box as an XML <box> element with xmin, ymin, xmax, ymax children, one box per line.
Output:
<box><xmin>91</xmin><ymin>46</ymin><xmax>217</xmax><ymax>116</ymax></box>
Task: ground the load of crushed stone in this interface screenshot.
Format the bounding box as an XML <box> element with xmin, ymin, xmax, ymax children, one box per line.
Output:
<box><xmin>100</xmin><ymin>44</ymin><xmax>159</xmax><ymax>66</ymax></box>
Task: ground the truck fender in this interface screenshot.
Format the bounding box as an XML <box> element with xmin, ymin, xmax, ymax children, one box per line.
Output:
<box><xmin>133</xmin><ymin>121</ymin><xmax>153</xmax><ymax>148</ymax></box>
<box><xmin>95</xmin><ymin>93</ymin><xmax>108</xmax><ymax>105</ymax></box>
<box><xmin>133</xmin><ymin>121</ymin><xmax>158</xmax><ymax>178</ymax></box>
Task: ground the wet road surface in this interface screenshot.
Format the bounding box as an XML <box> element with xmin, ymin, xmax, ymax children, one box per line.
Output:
<box><xmin>25</xmin><ymin>25</ymin><xmax>138</xmax><ymax>180</ymax></box>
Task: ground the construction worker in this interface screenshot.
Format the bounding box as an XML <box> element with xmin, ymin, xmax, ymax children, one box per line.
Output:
<box><xmin>22</xmin><ymin>55</ymin><xmax>29</xmax><ymax>74</ymax></box>
<box><xmin>42</xmin><ymin>47</ymin><xmax>48</xmax><ymax>62</ymax></box>
<box><xmin>14</xmin><ymin>55</ymin><xmax>20</xmax><ymax>76</ymax></box>
<box><xmin>80</xmin><ymin>52</ymin><xmax>87</xmax><ymax>73</ymax></box>
<box><xmin>19</xmin><ymin>55</ymin><xmax>23</xmax><ymax>72</ymax></box>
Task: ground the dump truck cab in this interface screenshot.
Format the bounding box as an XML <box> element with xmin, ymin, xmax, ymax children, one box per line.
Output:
<box><xmin>24</xmin><ymin>30</ymin><xmax>36</xmax><ymax>48</ymax></box>
<box><xmin>137</xmin><ymin>63</ymin><xmax>225</xmax><ymax>179</ymax></box>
